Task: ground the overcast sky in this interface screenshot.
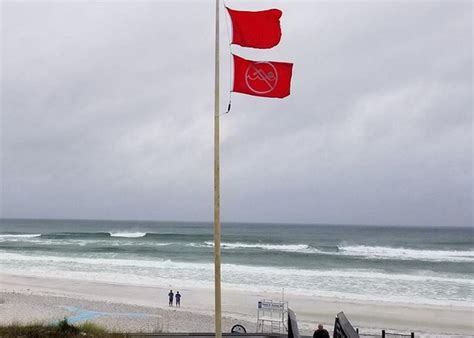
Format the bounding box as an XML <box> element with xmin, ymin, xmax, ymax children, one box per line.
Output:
<box><xmin>1</xmin><ymin>0</ymin><xmax>472</xmax><ymax>227</ymax></box>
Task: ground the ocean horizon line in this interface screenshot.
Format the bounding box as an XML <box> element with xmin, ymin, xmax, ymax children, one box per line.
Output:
<box><xmin>0</xmin><ymin>217</ymin><xmax>471</xmax><ymax>229</ymax></box>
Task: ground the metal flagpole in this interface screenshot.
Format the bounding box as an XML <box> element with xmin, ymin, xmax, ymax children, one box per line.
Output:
<box><xmin>213</xmin><ymin>0</ymin><xmax>222</xmax><ymax>337</ymax></box>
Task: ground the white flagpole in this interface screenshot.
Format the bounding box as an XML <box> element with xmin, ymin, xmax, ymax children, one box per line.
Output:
<box><xmin>213</xmin><ymin>0</ymin><xmax>222</xmax><ymax>337</ymax></box>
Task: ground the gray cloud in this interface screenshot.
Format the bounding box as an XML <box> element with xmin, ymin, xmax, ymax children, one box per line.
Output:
<box><xmin>1</xmin><ymin>1</ymin><xmax>472</xmax><ymax>226</ymax></box>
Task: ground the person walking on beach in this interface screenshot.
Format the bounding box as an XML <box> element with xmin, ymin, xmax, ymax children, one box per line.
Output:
<box><xmin>168</xmin><ymin>290</ymin><xmax>174</xmax><ymax>307</ymax></box>
<box><xmin>175</xmin><ymin>291</ymin><xmax>181</xmax><ymax>307</ymax></box>
<box><xmin>313</xmin><ymin>324</ymin><xmax>330</xmax><ymax>338</ymax></box>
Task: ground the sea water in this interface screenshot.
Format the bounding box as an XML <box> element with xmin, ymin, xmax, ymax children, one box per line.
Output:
<box><xmin>0</xmin><ymin>219</ymin><xmax>472</xmax><ymax>307</ymax></box>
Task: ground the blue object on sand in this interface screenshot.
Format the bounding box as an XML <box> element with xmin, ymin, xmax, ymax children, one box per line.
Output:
<box><xmin>60</xmin><ymin>306</ymin><xmax>156</xmax><ymax>324</ymax></box>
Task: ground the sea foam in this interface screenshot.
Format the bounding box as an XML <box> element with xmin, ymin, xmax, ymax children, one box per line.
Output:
<box><xmin>1</xmin><ymin>251</ymin><xmax>472</xmax><ymax>307</ymax></box>
<box><xmin>339</xmin><ymin>245</ymin><xmax>474</xmax><ymax>262</ymax></box>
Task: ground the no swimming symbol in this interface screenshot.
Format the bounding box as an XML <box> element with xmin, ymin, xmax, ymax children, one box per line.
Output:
<box><xmin>245</xmin><ymin>62</ymin><xmax>279</xmax><ymax>94</ymax></box>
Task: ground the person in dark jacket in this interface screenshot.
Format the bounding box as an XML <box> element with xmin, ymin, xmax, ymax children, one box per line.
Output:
<box><xmin>313</xmin><ymin>324</ymin><xmax>330</xmax><ymax>338</ymax></box>
<box><xmin>168</xmin><ymin>290</ymin><xmax>174</xmax><ymax>306</ymax></box>
<box><xmin>175</xmin><ymin>291</ymin><xmax>181</xmax><ymax>307</ymax></box>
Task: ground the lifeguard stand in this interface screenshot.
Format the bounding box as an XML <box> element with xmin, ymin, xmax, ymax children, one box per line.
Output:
<box><xmin>256</xmin><ymin>299</ymin><xmax>288</xmax><ymax>333</ymax></box>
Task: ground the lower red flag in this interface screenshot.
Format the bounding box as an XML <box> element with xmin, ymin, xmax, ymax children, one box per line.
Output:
<box><xmin>232</xmin><ymin>54</ymin><xmax>293</xmax><ymax>99</ymax></box>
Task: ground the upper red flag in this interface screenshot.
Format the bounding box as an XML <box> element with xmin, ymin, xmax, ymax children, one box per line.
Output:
<box><xmin>227</xmin><ymin>7</ymin><xmax>282</xmax><ymax>49</ymax></box>
<box><xmin>232</xmin><ymin>54</ymin><xmax>293</xmax><ymax>99</ymax></box>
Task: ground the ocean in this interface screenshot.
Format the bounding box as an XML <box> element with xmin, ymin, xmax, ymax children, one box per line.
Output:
<box><xmin>0</xmin><ymin>219</ymin><xmax>472</xmax><ymax>307</ymax></box>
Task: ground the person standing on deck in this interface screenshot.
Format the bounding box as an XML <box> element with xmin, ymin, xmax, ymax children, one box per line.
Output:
<box><xmin>168</xmin><ymin>290</ymin><xmax>174</xmax><ymax>306</ymax></box>
<box><xmin>175</xmin><ymin>291</ymin><xmax>181</xmax><ymax>307</ymax></box>
<box><xmin>313</xmin><ymin>324</ymin><xmax>330</xmax><ymax>338</ymax></box>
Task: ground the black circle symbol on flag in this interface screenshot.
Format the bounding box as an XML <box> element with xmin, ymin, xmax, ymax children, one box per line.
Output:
<box><xmin>245</xmin><ymin>62</ymin><xmax>279</xmax><ymax>94</ymax></box>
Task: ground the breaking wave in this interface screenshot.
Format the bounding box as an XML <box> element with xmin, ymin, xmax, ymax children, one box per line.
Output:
<box><xmin>338</xmin><ymin>245</ymin><xmax>474</xmax><ymax>263</ymax></box>
<box><xmin>109</xmin><ymin>232</ymin><xmax>147</xmax><ymax>238</ymax></box>
<box><xmin>188</xmin><ymin>241</ymin><xmax>473</xmax><ymax>262</ymax></box>
<box><xmin>0</xmin><ymin>234</ymin><xmax>41</xmax><ymax>238</ymax></box>
<box><xmin>189</xmin><ymin>241</ymin><xmax>322</xmax><ymax>254</ymax></box>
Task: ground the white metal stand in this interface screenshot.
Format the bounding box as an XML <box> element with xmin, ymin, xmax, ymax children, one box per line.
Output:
<box><xmin>256</xmin><ymin>299</ymin><xmax>288</xmax><ymax>333</ymax></box>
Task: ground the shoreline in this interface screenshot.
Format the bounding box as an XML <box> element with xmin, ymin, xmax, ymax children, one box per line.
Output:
<box><xmin>0</xmin><ymin>273</ymin><xmax>473</xmax><ymax>336</ymax></box>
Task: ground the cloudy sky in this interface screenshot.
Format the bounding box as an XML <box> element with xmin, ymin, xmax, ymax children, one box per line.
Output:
<box><xmin>1</xmin><ymin>0</ymin><xmax>472</xmax><ymax>227</ymax></box>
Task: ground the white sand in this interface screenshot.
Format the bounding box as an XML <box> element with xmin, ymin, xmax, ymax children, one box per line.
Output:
<box><xmin>0</xmin><ymin>273</ymin><xmax>472</xmax><ymax>336</ymax></box>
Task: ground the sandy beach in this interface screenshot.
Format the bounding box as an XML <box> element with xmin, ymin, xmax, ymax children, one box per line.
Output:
<box><xmin>0</xmin><ymin>273</ymin><xmax>472</xmax><ymax>337</ymax></box>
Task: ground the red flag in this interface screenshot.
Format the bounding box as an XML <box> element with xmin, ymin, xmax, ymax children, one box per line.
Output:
<box><xmin>227</xmin><ymin>7</ymin><xmax>282</xmax><ymax>49</ymax></box>
<box><xmin>232</xmin><ymin>54</ymin><xmax>293</xmax><ymax>99</ymax></box>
